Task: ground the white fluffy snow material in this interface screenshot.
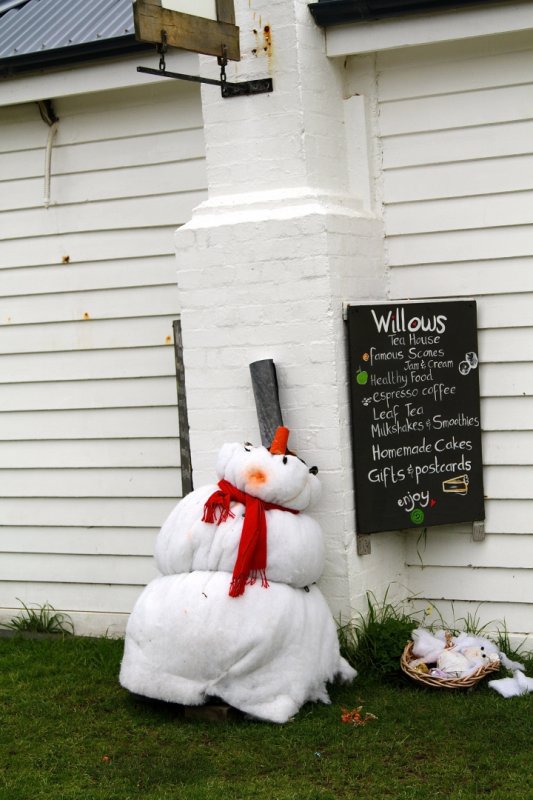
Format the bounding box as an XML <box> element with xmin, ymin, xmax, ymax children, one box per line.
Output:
<box><xmin>120</xmin><ymin>438</ymin><xmax>356</xmax><ymax>723</ymax></box>
<box><xmin>411</xmin><ymin>628</ymin><xmax>447</xmax><ymax>663</ymax></box>
<box><xmin>155</xmin><ymin>484</ymin><xmax>325</xmax><ymax>588</ymax></box>
<box><xmin>215</xmin><ymin>441</ymin><xmax>321</xmax><ymax>512</ymax></box>
<box><xmin>489</xmin><ymin>670</ymin><xmax>533</xmax><ymax>698</ymax></box>
<box><xmin>119</xmin><ymin>572</ymin><xmax>356</xmax><ymax>723</ymax></box>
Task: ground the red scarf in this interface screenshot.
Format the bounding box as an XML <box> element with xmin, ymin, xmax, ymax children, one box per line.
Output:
<box><xmin>202</xmin><ymin>479</ymin><xmax>299</xmax><ymax>597</ymax></box>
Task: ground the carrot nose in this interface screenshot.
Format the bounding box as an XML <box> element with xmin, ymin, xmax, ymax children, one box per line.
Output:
<box><xmin>269</xmin><ymin>426</ymin><xmax>290</xmax><ymax>455</ymax></box>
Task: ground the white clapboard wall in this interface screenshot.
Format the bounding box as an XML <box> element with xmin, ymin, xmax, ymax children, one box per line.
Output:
<box><xmin>0</xmin><ymin>79</ymin><xmax>207</xmax><ymax>635</ymax></box>
<box><xmin>348</xmin><ymin>32</ymin><xmax>533</xmax><ymax>641</ymax></box>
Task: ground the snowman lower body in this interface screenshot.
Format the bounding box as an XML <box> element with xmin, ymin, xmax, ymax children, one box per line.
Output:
<box><xmin>120</xmin><ymin>571</ymin><xmax>356</xmax><ymax>723</ymax></box>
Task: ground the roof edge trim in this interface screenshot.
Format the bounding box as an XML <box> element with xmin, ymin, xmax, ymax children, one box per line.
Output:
<box><xmin>308</xmin><ymin>0</ymin><xmax>503</xmax><ymax>27</ymax></box>
<box><xmin>0</xmin><ymin>35</ymin><xmax>151</xmax><ymax>77</ymax></box>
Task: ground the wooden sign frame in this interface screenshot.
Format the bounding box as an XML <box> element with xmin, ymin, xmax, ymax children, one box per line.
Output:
<box><xmin>133</xmin><ymin>0</ymin><xmax>240</xmax><ymax>61</ymax></box>
<box><xmin>347</xmin><ymin>300</ymin><xmax>485</xmax><ymax>536</ymax></box>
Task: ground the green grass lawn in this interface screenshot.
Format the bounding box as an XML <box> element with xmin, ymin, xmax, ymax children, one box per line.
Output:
<box><xmin>0</xmin><ymin>635</ymin><xmax>531</xmax><ymax>800</ymax></box>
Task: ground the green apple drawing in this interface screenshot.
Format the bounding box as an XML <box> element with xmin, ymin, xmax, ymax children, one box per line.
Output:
<box><xmin>356</xmin><ymin>367</ymin><xmax>369</xmax><ymax>386</ymax></box>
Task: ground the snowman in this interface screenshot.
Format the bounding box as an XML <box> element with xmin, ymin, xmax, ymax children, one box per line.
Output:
<box><xmin>119</xmin><ymin>426</ymin><xmax>356</xmax><ymax>723</ymax></box>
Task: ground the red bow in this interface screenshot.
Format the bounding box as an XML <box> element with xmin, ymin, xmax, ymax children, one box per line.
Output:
<box><xmin>202</xmin><ymin>479</ymin><xmax>299</xmax><ymax>597</ymax></box>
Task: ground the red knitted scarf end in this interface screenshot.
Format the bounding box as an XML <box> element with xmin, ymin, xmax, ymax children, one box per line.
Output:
<box><xmin>229</xmin><ymin>569</ymin><xmax>269</xmax><ymax>598</ymax></box>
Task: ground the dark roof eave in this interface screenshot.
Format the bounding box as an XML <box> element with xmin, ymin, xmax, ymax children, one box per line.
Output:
<box><xmin>0</xmin><ymin>34</ymin><xmax>152</xmax><ymax>77</ymax></box>
<box><xmin>308</xmin><ymin>0</ymin><xmax>503</xmax><ymax>27</ymax></box>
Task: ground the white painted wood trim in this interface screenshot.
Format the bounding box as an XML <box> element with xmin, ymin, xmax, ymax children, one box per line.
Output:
<box><xmin>343</xmin><ymin>95</ymin><xmax>374</xmax><ymax>213</ymax></box>
<box><xmin>0</xmin><ymin>49</ymin><xmax>200</xmax><ymax>107</ymax></box>
<box><xmin>326</xmin><ymin>2</ymin><xmax>533</xmax><ymax>56</ymax></box>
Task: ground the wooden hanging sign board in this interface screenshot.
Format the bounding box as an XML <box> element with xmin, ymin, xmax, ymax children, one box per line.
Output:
<box><xmin>133</xmin><ymin>0</ymin><xmax>240</xmax><ymax>61</ymax></box>
<box><xmin>347</xmin><ymin>300</ymin><xmax>485</xmax><ymax>535</ymax></box>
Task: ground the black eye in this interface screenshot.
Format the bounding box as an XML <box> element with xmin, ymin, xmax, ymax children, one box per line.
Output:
<box><xmin>282</xmin><ymin>456</ymin><xmax>288</xmax><ymax>464</ymax></box>
<box><xmin>309</xmin><ymin>466</ymin><xmax>318</xmax><ymax>475</ymax></box>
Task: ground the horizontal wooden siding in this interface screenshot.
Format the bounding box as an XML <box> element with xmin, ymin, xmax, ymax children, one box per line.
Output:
<box><xmin>347</xmin><ymin>31</ymin><xmax>533</xmax><ymax>643</ymax></box>
<box><xmin>0</xmin><ymin>80</ymin><xmax>207</xmax><ymax>635</ymax></box>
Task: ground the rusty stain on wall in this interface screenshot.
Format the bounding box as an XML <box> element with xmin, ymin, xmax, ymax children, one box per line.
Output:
<box><xmin>263</xmin><ymin>24</ymin><xmax>271</xmax><ymax>52</ymax></box>
<box><xmin>251</xmin><ymin>21</ymin><xmax>272</xmax><ymax>62</ymax></box>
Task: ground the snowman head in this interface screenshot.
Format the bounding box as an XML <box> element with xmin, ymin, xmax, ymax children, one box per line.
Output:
<box><xmin>215</xmin><ymin>427</ymin><xmax>320</xmax><ymax>511</ymax></box>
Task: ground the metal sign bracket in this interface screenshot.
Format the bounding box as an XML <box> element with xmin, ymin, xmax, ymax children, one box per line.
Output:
<box><xmin>137</xmin><ymin>37</ymin><xmax>273</xmax><ymax>98</ymax></box>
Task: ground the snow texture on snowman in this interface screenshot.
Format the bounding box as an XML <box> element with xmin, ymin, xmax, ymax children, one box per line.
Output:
<box><xmin>120</xmin><ymin>426</ymin><xmax>356</xmax><ymax>723</ymax></box>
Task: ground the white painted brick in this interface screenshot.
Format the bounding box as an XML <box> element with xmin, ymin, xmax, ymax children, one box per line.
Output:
<box><xmin>174</xmin><ymin>227</ymin><xmax>196</xmax><ymax>249</ymax></box>
<box><xmin>171</xmin><ymin>0</ymin><xmax>412</xmax><ymax>621</ymax></box>
<box><xmin>317</xmin><ymin>576</ymin><xmax>353</xmax><ymax>618</ymax></box>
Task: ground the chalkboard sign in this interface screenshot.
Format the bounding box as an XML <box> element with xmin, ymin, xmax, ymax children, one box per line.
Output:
<box><xmin>347</xmin><ymin>301</ymin><xmax>485</xmax><ymax>534</ymax></box>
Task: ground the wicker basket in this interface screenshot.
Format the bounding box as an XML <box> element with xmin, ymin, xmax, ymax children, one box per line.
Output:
<box><xmin>400</xmin><ymin>640</ymin><xmax>500</xmax><ymax>690</ymax></box>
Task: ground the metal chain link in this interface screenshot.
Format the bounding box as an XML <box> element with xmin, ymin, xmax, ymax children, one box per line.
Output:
<box><xmin>157</xmin><ymin>31</ymin><xmax>168</xmax><ymax>72</ymax></box>
<box><xmin>217</xmin><ymin>45</ymin><xmax>228</xmax><ymax>89</ymax></box>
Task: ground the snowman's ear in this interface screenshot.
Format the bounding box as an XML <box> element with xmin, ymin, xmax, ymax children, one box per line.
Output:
<box><xmin>215</xmin><ymin>442</ymin><xmax>242</xmax><ymax>479</ymax></box>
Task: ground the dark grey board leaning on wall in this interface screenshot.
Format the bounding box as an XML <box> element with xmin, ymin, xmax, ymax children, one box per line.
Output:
<box><xmin>347</xmin><ymin>301</ymin><xmax>485</xmax><ymax>534</ymax></box>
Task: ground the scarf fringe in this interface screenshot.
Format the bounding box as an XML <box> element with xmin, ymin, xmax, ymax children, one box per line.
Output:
<box><xmin>202</xmin><ymin>492</ymin><xmax>235</xmax><ymax>526</ymax></box>
<box><xmin>228</xmin><ymin>570</ymin><xmax>269</xmax><ymax>597</ymax></box>
<box><xmin>229</xmin><ymin>574</ymin><xmax>247</xmax><ymax>597</ymax></box>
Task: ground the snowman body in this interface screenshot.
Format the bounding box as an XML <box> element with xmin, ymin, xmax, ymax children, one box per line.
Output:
<box><xmin>120</xmin><ymin>441</ymin><xmax>356</xmax><ymax>723</ymax></box>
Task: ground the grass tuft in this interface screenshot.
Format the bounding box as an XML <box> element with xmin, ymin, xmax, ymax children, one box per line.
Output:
<box><xmin>493</xmin><ymin>621</ymin><xmax>532</xmax><ymax>669</ymax></box>
<box><xmin>1</xmin><ymin>599</ymin><xmax>74</xmax><ymax>636</ymax></box>
<box><xmin>338</xmin><ymin>589</ymin><xmax>422</xmax><ymax>676</ymax></box>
